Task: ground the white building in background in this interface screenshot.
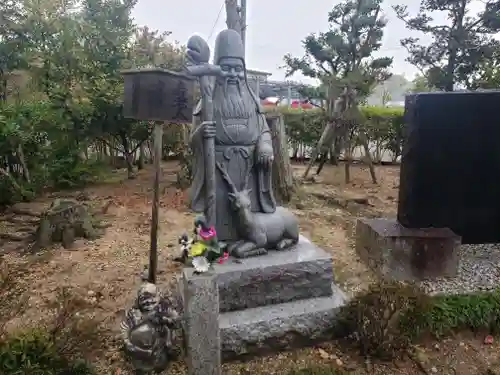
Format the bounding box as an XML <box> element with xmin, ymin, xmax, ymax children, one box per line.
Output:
<box><xmin>246</xmin><ymin>69</ymin><xmax>272</xmax><ymax>97</ymax></box>
<box><xmin>386</xmin><ymin>100</ymin><xmax>405</xmax><ymax>107</ymax></box>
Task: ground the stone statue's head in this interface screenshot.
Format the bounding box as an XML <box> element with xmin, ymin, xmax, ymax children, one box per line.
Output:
<box><xmin>137</xmin><ymin>282</ymin><xmax>160</xmax><ymax>312</ymax></box>
<box><xmin>212</xmin><ymin>29</ymin><xmax>258</xmax><ymax>119</ymax></box>
<box><xmin>228</xmin><ymin>189</ymin><xmax>252</xmax><ymax>213</ymax></box>
<box><xmin>214</xmin><ymin>29</ymin><xmax>245</xmax><ymax>83</ymax></box>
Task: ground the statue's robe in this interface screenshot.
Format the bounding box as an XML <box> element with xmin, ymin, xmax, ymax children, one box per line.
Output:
<box><xmin>189</xmin><ymin>98</ymin><xmax>276</xmax><ymax>242</ymax></box>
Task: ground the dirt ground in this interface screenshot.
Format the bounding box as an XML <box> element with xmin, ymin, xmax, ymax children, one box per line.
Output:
<box><xmin>0</xmin><ymin>161</ymin><xmax>498</xmax><ymax>375</ymax></box>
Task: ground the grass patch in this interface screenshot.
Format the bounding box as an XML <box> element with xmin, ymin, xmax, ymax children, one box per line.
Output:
<box><xmin>412</xmin><ymin>290</ymin><xmax>500</xmax><ymax>337</ymax></box>
<box><xmin>0</xmin><ymin>263</ymin><xmax>101</xmax><ymax>375</ymax></box>
<box><xmin>336</xmin><ymin>281</ymin><xmax>500</xmax><ymax>360</ymax></box>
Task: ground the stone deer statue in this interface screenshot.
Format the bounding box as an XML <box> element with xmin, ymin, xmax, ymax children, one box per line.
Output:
<box><xmin>216</xmin><ymin>162</ymin><xmax>299</xmax><ymax>258</ymax></box>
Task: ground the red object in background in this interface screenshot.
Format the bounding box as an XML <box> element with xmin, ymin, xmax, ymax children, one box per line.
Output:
<box><xmin>261</xmin><ymin>99</ymin><xmax>277</xmax><ymax>106</ymax></box>
<box><xmin>290</xmin><ymin>100</ymin><xmax>314</xmax><ymax>109</ymax></box>
<box><xmin>260</xmin><ymin>97</ymin><xmax>314</xmax><ymax>110</ymax></box>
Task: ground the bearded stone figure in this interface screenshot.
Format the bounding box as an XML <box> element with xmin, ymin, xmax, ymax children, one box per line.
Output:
<box><xmin>189</xmin><ymin>31</ymin><xmax>275</xmax><ymax>238</ymax></box>
<box><xmin>187</xmin><ymin>29</ymin><xmax>299</xmax><ymax>258</ymax></box>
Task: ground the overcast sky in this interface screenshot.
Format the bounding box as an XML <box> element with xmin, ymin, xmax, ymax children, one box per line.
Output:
<box><xmin>132</xmin><ymin>0</ymin><xmax>485</xmax><ymax>85</ymax></box>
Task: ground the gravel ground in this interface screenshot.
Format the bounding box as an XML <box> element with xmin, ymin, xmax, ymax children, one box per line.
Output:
<box><xmin>420</xmin><ymin>243</ymin><xmax>500</xmax><ymax>295</ymax></box>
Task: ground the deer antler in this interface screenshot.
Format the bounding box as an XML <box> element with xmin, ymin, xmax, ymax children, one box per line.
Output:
<box><xmin>215</xmin><ymin>162</ymin><xmax>237</xmax><ymax>193</ymax></box>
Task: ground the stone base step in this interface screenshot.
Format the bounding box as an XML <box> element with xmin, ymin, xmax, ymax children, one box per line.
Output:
<box><xmin>210</xmin><ymin>235</ymin><xmax>335</xmax><ymax>313</ymax></box>
<box><xmin>219</xmin><ymin>284</ymin><xmax>348</xmax><ymax>361</ymax></box>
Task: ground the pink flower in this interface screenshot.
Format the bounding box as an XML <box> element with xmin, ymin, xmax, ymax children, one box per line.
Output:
<box><xmin>218</xmin><ymin>252</ymin><xmax>229</xmax><ymax>264</ymax></box>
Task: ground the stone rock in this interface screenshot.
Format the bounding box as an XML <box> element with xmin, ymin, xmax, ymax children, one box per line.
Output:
<box><xmin>219</xmin><ymin>284</ymin><xmax>347</xmax><ymax>360</ymax></box>
<box><xmin>213</xmin><ymin>235</ymin><xmax>334</xmax><ymax>312</ymax></box>
<box><xmin>356</xmin><ymin>218</ymin><xmax>461</xmax><ymax>281</ymax></box>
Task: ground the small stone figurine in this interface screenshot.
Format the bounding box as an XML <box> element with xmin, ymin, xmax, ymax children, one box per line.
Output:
<box><xmin>190</xmin><ymin>215</ymin><xmax>228</xmax><ymax>272</ymax></box>
<box><xmin>174</xmin><ymin>233</ymin><xmax>193</xmax><ymax>264</ymax></box>
<box><xmin>121</xmin><ymin>282</ymin><xmax>179</xmax><ymax>374</ymax></box>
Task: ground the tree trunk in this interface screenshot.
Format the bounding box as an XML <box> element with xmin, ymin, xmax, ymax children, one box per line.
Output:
<box><xmin>147</xmin><ymin>140</ymin><xmax>153</xmax><ymax>163</ymax></box>
<box><xmin>342</xmin><ymin>137</ymin><xmax>352</xmax><ymax>184</ymax></box>
<box><xmin>16</xmin><ymin>145</ymin><xmax>31</xmax><ymax>183</ymax></box>
<box><xmin>118</xmin><ymin>132</ymin><xmax>135</xmax><ymax>179</ymax></box>
<box><xmin>329</xmin><ymin>142</ymin><xmax>339</xmax><ymax>165</ymax></box>
<box><xmin>358</xmin><ymin>129</ymin><xmax>377</xmax><ymax>184</ymax></box>
<box><xmin>137</xmin><ymin>143</ymin><xmax>145</xmax><ymax>170</ymax></box>
<box><xmin>303</xmin><ymin>121</ymin><xmax>335</xmax><ymax>179</ymax></box>
<box><xmin>0</xmin><ymin>168</ymin><xmax>24</xmax><ymax>196</ymax></box>
<box><xmin>316</xmin><ymin>152</ymin><xmax>329</xmax><ymax>175</ymax></box>
<box><xmin>266</xmin><ymin>113</ymin><xmax>294</xmax><ymax>203</ymax></box>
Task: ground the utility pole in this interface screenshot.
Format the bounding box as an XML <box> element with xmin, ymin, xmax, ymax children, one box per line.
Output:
<box><xmin>225</xmin><ymin>0</ymin><xmax>246</xmax><ymax>58</ymax></box>
<box><xmin>240</xmin><ymin>0</ymin><xmax>247</xmax><ymax>56</ymax></box>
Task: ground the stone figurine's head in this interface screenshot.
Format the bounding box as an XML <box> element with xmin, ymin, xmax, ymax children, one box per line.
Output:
<box><xmin>137</xmin><ymin>282</ymin><xmax>160</xmax><ymax>312</ymax></box>
<box><xmin>212</xmin><ymin>29</ymin><xmax>258</xmax><ymax>119</ymax></box>
<box><xmin>228</xmin><ymin>189</ymin><xmax>252</xmax><ymax>212</ymax></box>
<box><xmin>193</xmin><ymin>215</ymin><xmax>209</xmax><ymax>235</ymax></box>
<box><xmin>179</xmin><ymin>233</ymin><xmax>189</xmax><ymax>245</ymax></box>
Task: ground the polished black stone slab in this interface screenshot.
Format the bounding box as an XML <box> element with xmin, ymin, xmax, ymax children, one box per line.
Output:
<box><xmin>398</xmin><ymin>91</ymin><xmax>500</xmax><ymax>244</ymax></box>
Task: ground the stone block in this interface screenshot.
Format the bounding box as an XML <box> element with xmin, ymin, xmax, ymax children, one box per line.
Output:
<box><xmin>212</xmin><ymin>235</ymin><xmax>334</xmax><ymax>312</ymax></box>
<box><xmin>356</xmin><ymin>218</ymin><xmax>461</xmax><ymax>281</ymax></box>
<box><xmin>182</xmin><ymin>270</ymin><xmax>221</xmax><ymax>375</ymax></box>
<box><xmin>219</xmin><ymin>284</ymin><xmax>348</xmax><ymax>361</ymax></box>
<box><xmin>399</xmin><ymin>91</ymin><xmax>500</xmax><ymax>244</ymax></box>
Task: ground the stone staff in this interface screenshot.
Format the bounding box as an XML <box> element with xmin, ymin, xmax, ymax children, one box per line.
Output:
<box><xmin>185</xmin><ymin>36</ymin><xmax>221</xmax><ymax>228</ymax></box>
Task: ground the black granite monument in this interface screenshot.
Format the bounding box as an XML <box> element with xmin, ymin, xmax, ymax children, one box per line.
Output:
<box><xmin>356</xmin><ymin>90</ymin><xmax>500</xmax><ymax>283</ymax></box>
<box><xmin>398</xmin><ymin>91</ymin><xmax>500</xmax><ymax>244</ymax></box>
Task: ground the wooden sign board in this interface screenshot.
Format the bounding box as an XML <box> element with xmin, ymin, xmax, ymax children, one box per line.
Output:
<box><xmin>122</xmin><ymin>68</ymin><xmax>195</xmax><ymax>123</ymax></box>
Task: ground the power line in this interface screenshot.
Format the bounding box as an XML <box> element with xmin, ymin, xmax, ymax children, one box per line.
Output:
<box><xmin>208</xmin><ymin>2</ymin><xmax>225</xmax><ymax>40</ymax></box>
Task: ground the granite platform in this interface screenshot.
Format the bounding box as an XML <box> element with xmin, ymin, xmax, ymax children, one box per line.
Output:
<box><xmin>356</xmin><ymin>218</ymin><xmax>461</xmax><ymax>282</ymax></box>
<box><xmin>178</xmin><ymin>235</ymin><xmax>348</xmax><ymax>363</ymax></box>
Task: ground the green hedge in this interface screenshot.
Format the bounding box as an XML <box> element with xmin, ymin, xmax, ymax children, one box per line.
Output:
<box><xmin>268</xmin><ymin>106</ymin><xmax>405</xmax><ymax>161</ymax></box>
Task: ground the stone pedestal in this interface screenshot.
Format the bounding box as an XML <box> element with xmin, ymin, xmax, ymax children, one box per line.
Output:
<box><xmin>178</xmin><ymin>235</ymin><xmax>347</xmax><ymax>363</ymax></box>
<box><xmin>356</xmin><ymin>218</ymin><xmax>461</xmax><ymax>282</ymax></box>
<box><xmin>182</xmin><ymin>272</ymin><xmax>221</xmax><ymax>375</ymax></box>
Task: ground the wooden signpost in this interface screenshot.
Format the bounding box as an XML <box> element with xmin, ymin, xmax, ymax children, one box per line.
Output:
<box><xmin>122</xmin><ymin>68</ymin><xmax>195</xmax><ymax>283</ymax></box>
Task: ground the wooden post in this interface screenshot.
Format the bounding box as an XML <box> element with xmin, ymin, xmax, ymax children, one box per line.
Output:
<box><xmin>149</xmin><ymin>122</ymin><xmax>163</xmax><ymax>283</ymax></box>
<box><xmin>266</xmin><ymin>112</ymin><xmax>294</xmax><ymax>203</ymax></box>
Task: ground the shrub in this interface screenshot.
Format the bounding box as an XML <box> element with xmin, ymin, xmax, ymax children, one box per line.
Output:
<box><xmin>336</xmin><ymin>281</ymin><xmax>430</xmax><ymax>359</ymax></box>
<box><xmin>336</xmin><ymin>280</ymin><xmax>500</xmax><ymax>360</ymax></box>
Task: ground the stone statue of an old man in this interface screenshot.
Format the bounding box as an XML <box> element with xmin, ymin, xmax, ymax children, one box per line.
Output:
<box><xmin>189</xmin><ymin>29</ymin><xmax>276</xmax><ymax>244</ymax></box>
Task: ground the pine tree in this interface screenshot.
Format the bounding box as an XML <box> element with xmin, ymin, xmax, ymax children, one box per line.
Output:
<box><xmin>284</xmin><ymin>0</ymin><xmax>392</xmax><ymax>183</ymax></box>
<box><xmin>394</xmin><ymin>0</ymin><xmax>500</xmax><ymax>91</ymax></box>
